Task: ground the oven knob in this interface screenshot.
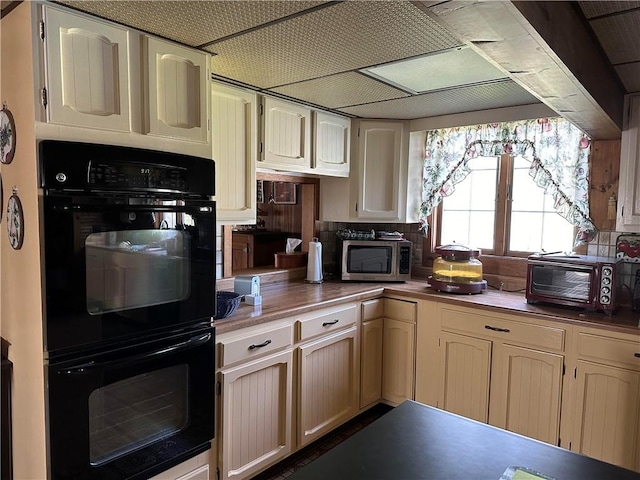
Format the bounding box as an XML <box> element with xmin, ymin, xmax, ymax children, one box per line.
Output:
<box><xmin>55</xmin><ymin>172</ymin><xmax>67</xmax><ymax>183</ymax></box>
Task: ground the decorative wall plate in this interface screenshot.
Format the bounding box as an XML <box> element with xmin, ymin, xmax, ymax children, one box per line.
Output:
<box><xmin>6</xmin><ymin>189</ymin><xmax>23</xmax><ymax>249</ymax></box>
<box><xmin>0</xmin><ymin>171</ymin><xmax>3</xmax><ymax>224</ymax></box>
<box><xmin>0</xmin><ymin>105</ymin><xmax>16</xmax><ymax>165</ymax></box>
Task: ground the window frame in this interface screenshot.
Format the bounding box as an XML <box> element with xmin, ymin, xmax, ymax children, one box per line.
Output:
<box><xmin>422</xmin><ymin>153</ymin><xmax>585</xmax><ymax>274</ymax></box>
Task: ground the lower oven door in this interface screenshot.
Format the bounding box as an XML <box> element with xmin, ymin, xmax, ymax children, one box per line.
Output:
<box><xmin>46</xmin><ymin>326</ymin><xmax>214</xmax><ymax>480</ymax></box>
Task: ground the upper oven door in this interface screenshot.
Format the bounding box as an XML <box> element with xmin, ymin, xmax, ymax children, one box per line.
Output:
<box><xmin>43</xmin><ymin>193</ymin><xmax>216</xmax><ymax>358</ymax></box>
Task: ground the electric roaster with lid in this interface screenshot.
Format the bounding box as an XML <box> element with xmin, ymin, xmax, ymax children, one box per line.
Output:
<box><xmin>429</xmin><ymin>244</ymin><xmax>487</xmax><ymax>294</ymax></box>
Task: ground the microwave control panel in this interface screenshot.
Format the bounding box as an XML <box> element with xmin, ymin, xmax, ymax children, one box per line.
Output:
<box><xmin>399</xmin><ymin>245</ymin><xmax>411</xmax><ymax>274</ymax></box>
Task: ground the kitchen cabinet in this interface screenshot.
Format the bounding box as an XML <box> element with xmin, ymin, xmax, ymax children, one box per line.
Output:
<box><xmin>212</xmin><ymin>81</ymin><xmax>258</xmax><ymax>224</ymax></box>
<box><xmin>382</xmin><ymin>298</ymin><xmax>416</xmax><ymax>405</ymax></box>
<box><xmin>437</xmin><ymin>305</ymin><xmax>566</xmax><ymax>445</ymax></box>
<box><xmin>616</xmin><ymin>94</ymin><xmax>640</xmax><ymax>232</ymax></box>
<box><xmin>569</xmin><ymin>327</ymin><xmax>640</xmax><ymax>471</ymax></box>
<box><xmin>145</xmin><ymin>37</ymin><xmax>209</xmax><ymax>143</ymax></box>
<box><xmin>41</xmin><ymin>5</ymin><xmax>210</xmax><ymax>146</ymax></box>
<box><xmin>260</xmin><ymin>97</ymin><xmax>312</xmax><ymax>172</ymax></box>
<box><xmin>148</xmin><ymin>452</ymin><xmax>211</xmax><ymax>480</ymax></box>
<box><xmin>320</xmin><ymin>119</ymin><xmax>421</xmax><ymax>222</ymax></box>
<box><xmin>360</xmin><ymin>299</ymin><xmax>383</xmax><ymax>409</ymax></box>
<box><xmin>42</xmin><ymin>6</ymin><xmax>133</xmax><ymax>132</ymax></box>
<box><xmin>313</xmin><ymin>111</ymin><xmax>350</xmax><ymax>177</ymax></box>
<box><xmin>217</xmin><ymin>320</ymin><xmax>294</xmax><ymax>480</ymax></box>
<box><xmin>296</xmin><ymin>303</ymin><xmax>360</xmax><ymax>448</ymax></box>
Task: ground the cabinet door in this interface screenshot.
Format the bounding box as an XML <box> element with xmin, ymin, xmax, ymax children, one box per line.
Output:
<box><xmin>617</xmin><ymin>94</ymin><xmax>640</xmax><ymax>231</ymax></box>
<box><xmin>360</xmin><ymin>318</ymin><xmax>383</xmax><ymax>409</ymax></box>
<box><xmin>382</xmin><ymin>318</ymin><xmax>415</xmax><ymax>405</ymax></box>
<box><xmin>298</xmin><ymin>326</ymin><xmax>359</xmax><ymax>448</ymax></box>
<box><xmin>313</xmin><ymin>112</ymin><xmax>350</xmax><ymax>177</ymax></box>
<box><xmin>43</xmin><ymin>6</ymin><xmax>131</xmax><ymax>131</ymax></box>
<box><xmin>219</xmin><ymin>349</ymin><xmax>293</xmax><ymax>480</ymax></box>
<box><xmin>572</xmin><ymin>360</ymin><xmax>640</xmax><ymax>471</ymax></box>
<box><xmin>261</xmin><ymin>97</ymin><xmax>311</xmax><ymax>172</ymax></box>
<box><xmin>146</xmin><ymin>37</ymin><xmax>209</xmax><ymax>143</ymax></box>
<box><xmin>439</xmin><ymin>331</ymin><xmax>491</xmax><ymax>423</ymax></box>
<box><xmin>212</xmin><ymin>82</ymin><xmax>257</xmax><ymax>224</ymax></box>
<box><xmin>357</xmin><ymin>121</ymin><xmax>402</xmax><ymax>220</ymax></box>
<box><xmin>231</xmin><ymin>234</ymin><xmax>252</xmax><ymax>270</ymax></box>
<box><xmin>492</xmin><ymin>344</ymin><xmax>563</xmax><ymax>445</ymax></box>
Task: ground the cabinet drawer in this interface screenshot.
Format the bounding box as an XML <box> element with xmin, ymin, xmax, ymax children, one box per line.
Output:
<box><xmin>441</xmin><ymin>308</ymin><xmax>565</xmax><ymax>351</ymax></box>
<box><xmin>577</xmin><ymin>332</ymin><xmax>640</xmax><ymax>371</ymax></box>
<box><xmin>384</xmin><ymin>298</ymin><xmax>416</xmax><ymax>323</ymax></box>
<box><xmin>362</xmin><ymin>299</ymin><xmax>384</xmax><ymax>321</ymax></box>
<box><xmin>297</xmin><ymin>304</ymin><xmax>357</xmax><ymax>342</ymax></box>
<box><xmin>219</xmin><ymin>323</ymin><xmax>293</xmax><ymax>367</ymax></box>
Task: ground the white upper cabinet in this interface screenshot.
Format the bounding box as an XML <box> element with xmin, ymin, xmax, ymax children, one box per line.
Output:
<box><xmin>43</xmin><ymin>6</ymin><xmax>132</xmax><ymax>132</ymax></box>
<box><xmin>616</xmin><ymin>94</ymin><xmax>640</xmax><ymax>232</ymax></box>
<box><xmin>320</xmin><ymin>119</ymin><xmax>420</xmax><ymax>222</ymax></box>
<box><xmin>211</xmin><ymin>81</ymin><xmax>257</xmax><ymax>224</ymax></box>
<box><xmin>260</xmin><ymin>97</ymin><xmax>312</xmax><ymax>172</ymax></box>
<box><xmin>145</xmin><ymin>37</ymin><xmax>209</xmax><ymax>143</ymax></box>
<box><xmin>313</xmin><ymin>111</ymin><xmax>350</xmax><ymax>177</ymax></box>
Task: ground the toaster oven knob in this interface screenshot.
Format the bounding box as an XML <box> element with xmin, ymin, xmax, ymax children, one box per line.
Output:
<box><xmin>602</xmin><ymin>266</ymin><xmax>612</xmax><ymax>277</ymax></box>
<box><xmin>600</xmin><ymin>295</ymin><xmax>610</xmax><ymax>304</ymax></box>
<box><xmin>601</xmin><ymin>277</ymin><xmax>611</xmax><ymax>286</ymax></box>
<box><xmin>601</xmin><ymin>286</ymin><xmax>611</xmax><ymax>295</ymax></box>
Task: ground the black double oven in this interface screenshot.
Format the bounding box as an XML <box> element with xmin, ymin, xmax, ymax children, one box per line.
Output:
<box><xmin>40</xmin><ymin>141</ymin><xmax>216</xmax><ymax>480</ymax></box>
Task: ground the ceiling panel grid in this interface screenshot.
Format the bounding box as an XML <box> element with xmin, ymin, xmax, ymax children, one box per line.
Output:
<box><xmin>207</xmin><ymin>0</ymin><xmax>463</xmax><ymax>89</ymax></box>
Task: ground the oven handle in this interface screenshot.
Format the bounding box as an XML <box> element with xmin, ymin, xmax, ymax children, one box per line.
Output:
<box><xmin>56</xmin><ymin>332</ymin><xmax>212</xmax><ymax>375</ymax></box>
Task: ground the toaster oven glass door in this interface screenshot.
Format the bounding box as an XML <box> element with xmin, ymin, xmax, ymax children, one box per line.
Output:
<box><xmin>529</xmin><ymin>263</ymin><xmax>593</xmax><ymax>302</ymax></box>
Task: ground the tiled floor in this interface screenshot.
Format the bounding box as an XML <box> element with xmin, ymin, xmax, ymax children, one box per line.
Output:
<box><xmin>252</xmin><ymin>403</ymin><xmax>393</xmax><ymax>480</ymax></box>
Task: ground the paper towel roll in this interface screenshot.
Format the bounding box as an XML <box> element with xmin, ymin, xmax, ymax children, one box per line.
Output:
<box><xmin>306</xmin><ymin>238</ymin><xmax>323</xmax><ymax>283</ymax></box>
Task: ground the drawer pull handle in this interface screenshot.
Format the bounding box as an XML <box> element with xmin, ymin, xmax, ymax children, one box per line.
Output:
<box><xmin>485</xmin><ymin>325</ymin><xmax>510</xmax><ymax>333</ymax></box>
<box><xmin>322</xmin><ymin>319</ymin><xmax>340</xmax><ymax>327</ymax></box>
<box><xmin>635</xmin><ymin>353</ymin><xmax>640</xmax><ymax>358</ymax></box>
<box><xmin>249</xmin><ymin>339</ymin><xmax>272</xmax><ymax>350</ymax></box>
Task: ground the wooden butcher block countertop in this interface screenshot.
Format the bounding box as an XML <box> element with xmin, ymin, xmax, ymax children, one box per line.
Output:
<box><xmin>214</xmin><ymin>278</ymin><xmax>640</xmax><ymax>335</ymax></box>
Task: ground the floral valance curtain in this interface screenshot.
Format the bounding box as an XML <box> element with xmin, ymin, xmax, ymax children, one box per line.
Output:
<box><xmin>419</xmin><ymin>117</ymin><xmax>596</xmax><ymax>246</ymax></box>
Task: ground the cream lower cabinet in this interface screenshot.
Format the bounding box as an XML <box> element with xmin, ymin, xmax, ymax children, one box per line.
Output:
<box><xmin>360</xmin><ymin>299</ymin><xmax>384</xmax><ymax>409</ymax></box>
<box><xmin>217</xmin><ymin>321</ymin><xmax>294</xmax><ymax>480</ymax></box>
<box><xmin>438</xmin><ymin>305</ymin><xmax>566</xmax><ymax>445</ymax></box>
<box><xmin>149</xmin><ymin>452</ymin><xmax>211</xmax><ymax>480</ymax></box>
<box><xmin>296</xmin><ymin>303</ymin><xmax>359</xmax><ymax>448</ymax></box>
<box><xmin>382</xmin><ymin>298</ymin><xmax>416</xmax><ymax>405</ymax></box>
<box><xmin>569</xmin><ymin>328</ymin><xmax>640</xmax><ymax>471</ymax></box>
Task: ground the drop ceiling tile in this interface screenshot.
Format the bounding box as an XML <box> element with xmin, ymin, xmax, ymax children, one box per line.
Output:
<box><xmin>589</xmin><ymin>10</ymin><xmax>640</xmax><ymax>64</ymax></box>
<box><xmin>579</xmin><ymin>1</ymin><xmax>640</xmax><ymax>19</ymax></box>
<box><xmin>269</xmin><ymin>72</ymin><xmax>409</xmax><ymax>109</ymax></box>
<box><xmin>207</xmin><ymin>0</ymin><xmax>463</xmax><ymax>89</ymax></box>
<box><xmin>336</xmin><ymin>80</ymin><xmax>541</xmax><ymax>119</ymax></box>
<box><xmin>57</xmin><ymin>1</ymin><xmax>326</xmax><ymax>47</ymax></box>
<box><xmin>616</xmin><ymin>63</ymin><xmax>640</xmax><ymax>93</ymax></box>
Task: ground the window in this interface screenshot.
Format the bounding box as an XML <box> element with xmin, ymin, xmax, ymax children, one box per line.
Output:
<box><xmin>438</xmin><ymin>154</ymin><xmax>576</xmax><ymax>256</ymax></box>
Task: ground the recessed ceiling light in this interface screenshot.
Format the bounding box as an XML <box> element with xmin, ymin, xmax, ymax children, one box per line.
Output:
<box><xmin>361</xmin><ymin>46</ymin><xmax>508</xmax><ymax>94</ymax></box>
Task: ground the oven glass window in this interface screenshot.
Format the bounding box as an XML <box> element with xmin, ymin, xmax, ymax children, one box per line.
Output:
<box><xmin>348</xmin><ymin>246</ymin><xmax>392</xmax><ymax>274</ymax></box>
<box><xmin>530</xmin><ymin>266</ymin><xmax>591</xmax><ymax>301</ymax></box>
<box><xmin>88</xmin><ymin>364</ymin><xmax>189</xmax><ymax>465</ymax></box>
<box><xmin>85</xmin><ymin>229</ymin><xmax>190</xmax><ymax>314</ymax></box>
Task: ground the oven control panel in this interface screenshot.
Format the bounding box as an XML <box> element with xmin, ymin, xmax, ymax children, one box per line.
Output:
<box><xmin>88</xmin><ymin>161</ymin><xmax>188</xmax><ymax>190</ymax></box>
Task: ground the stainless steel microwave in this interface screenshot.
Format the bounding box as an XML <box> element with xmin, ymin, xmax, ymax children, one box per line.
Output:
<box><xmin>525</xmin><ymin>254</ymin><xmax>622</xmax><ymax>312</ymax></box>
<box><xmin>339</xmin><ymin>240</ymin><xmax>412</xmax><ymax>282</ymax></box>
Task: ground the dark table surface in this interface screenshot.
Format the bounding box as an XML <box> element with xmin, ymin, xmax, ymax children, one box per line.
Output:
<box><xmin>288</xmin><ymin>401</ymin><xmax>640</xmax><ymax>480</ymax></box>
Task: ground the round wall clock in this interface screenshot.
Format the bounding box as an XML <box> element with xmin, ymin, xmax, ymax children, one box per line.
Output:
<box><xmin>0</xmin><ymin>104</ymin><xmax>16</xmax><ymax>165</ymax></box>
<box><xmin>6</xmin><ymin>189</ymin><xmax>23</xmax><ymax>249</ymax></box>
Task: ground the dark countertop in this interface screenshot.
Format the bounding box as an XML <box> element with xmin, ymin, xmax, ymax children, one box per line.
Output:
<box><xmin>288</xmin><ymin>400</ymin><xmax>640</xmax><ymax>480</ymax></box>
<box><xmin>213</xmin><ymin>278</ymin><xmax>640</xmax><ymax>335</ymax></box>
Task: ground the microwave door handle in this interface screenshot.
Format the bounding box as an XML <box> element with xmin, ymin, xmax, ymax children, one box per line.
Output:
<box><xmin>56</xmin><ymin>332</ymin><xmax>211</xmax><ymax>375</ymax></box>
